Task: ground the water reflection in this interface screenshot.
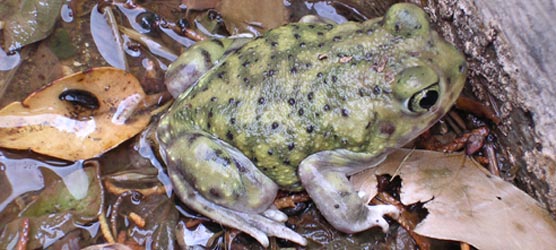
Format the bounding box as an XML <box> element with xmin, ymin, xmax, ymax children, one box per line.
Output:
<box><xmin>0</xmin><ymin>150</ymin><xmax>84</xmax><ymax>212</ymax></box>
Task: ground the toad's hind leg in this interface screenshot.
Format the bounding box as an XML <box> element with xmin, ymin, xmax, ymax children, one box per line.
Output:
<box><xmin>157</xmin><ymin>121</ymin><xmax>306</xmax><ymax>247</ymax></box>
<box><xmin>298</xmin><ymin>149</ymin><xmax>400</xmax><ymax>233</ymax></box>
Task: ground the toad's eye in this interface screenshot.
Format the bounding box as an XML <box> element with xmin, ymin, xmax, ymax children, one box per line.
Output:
<box><xmin>392</xmin><ymin>65</ymin><xmax>440</xmax><ymax>114</ymax></box>
<box><xmin>407</xmin><ymin>84</ymin><xmax>439</xmax><ymax>113</ymax></box>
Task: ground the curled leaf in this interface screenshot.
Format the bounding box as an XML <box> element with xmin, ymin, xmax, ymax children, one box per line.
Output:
<box><xmin>0</xmin><ymin>67</ymin><xmax>150</xmax><ymax>161</ymax></box>
<box><xmin>351</xmin><ymin>149</ymin><xmax>556</xmax><ymax>250</ymax></box>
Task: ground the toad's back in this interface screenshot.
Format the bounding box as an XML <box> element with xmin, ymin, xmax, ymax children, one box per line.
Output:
<box><xmin>160</xmin><ymin>12</ymin><xmax>466</xmax><ymax>190</ymax></box>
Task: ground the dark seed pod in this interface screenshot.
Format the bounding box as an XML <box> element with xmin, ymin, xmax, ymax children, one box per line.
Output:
<box><xmin>177</xmin><ymin>18</ymin><xmax>190</xmax><ymax>30</ymax></box>
<box><xmin>137</xmin><ymin>12</ymin><xmax>160</xmax><ymax>33</ymax></box>
<box><xmin>59</xmin><ymin>89</ymin><xmax>100</xmax><ymax>110</ymax></box>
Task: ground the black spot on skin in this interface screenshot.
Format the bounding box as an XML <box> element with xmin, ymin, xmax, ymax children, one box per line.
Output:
<box><xmin>207</xmin><ymin>122</ymin><xmax>211</xmax><ymax>129</ymax></box>
<box><xmin>306</xmin><ymin>125</ymin><xmax>314</xmax><ymax>133</ymax></box>
<box><xmin>226</xmin><ymin>131</ymin><xmax>234</xmax><ymax>140</ymax></box>
<box><xmin>208</xmin><ymin>110</ymin><xmax>213</xmax><ymax>118</ymax></box>
<box><xmin>341</xmin><ymin>138</ymin><xmax>348</xmax><ymax>144</ymax></box>
<box><xmin>288</xmin><ymin>143</ymin><xmax>295</xmax><ymax>150</ymax></box>
<box><xmin>365</xmin><ymin>122</ymin><xmax>371</xmax><ymax>129</ymax></box>
<box><xmin>496</xmin><ymin>196</ymin><xmax>502</xmax><ymax>200</ymax></box>
<box><xmin>229</xmin><ymin>98</ymin><xmax>235</xmax><ymax>104</ymax></box>
<box><xmin>317</xmin><ymin>72</ymin><xmax>323</xmax><ymax>78</ymax></box>
<box><xmin>288</xmin><ymin>98</ymin><xmax>296</xmax><ymax>106</ymax></box>
<box><xmin>290</xmin><ymin>67</ymin><xmax>298</xmax><ymax>73</ymax></box>
<box><xmin>356</xmin><ymin>29</ymin><xmax>364</xmax><ymax>34</ymax></box>
<box><xmin>300</xmin><ymin>42</ymin><xmax>306</xmax><ymax>48</ymax></box>
<box><xmin>258</xmin><ymin>97</ymin><xmax>265</xmax><ymax>104</ymax></box>
<box><xmin>333</xmin><ymin>36</ymin><xmax>341</xmax><ymax>42</ymax></box>
<box><xmin>272</xmin><ymin>122</ymin><xmax>279</xmax><ymax>129</ymax></box>
<box><xmin>294</xmin><ymin>33</ymin><xmax>301</xmax><ymax>40</ymax></box>
<box><xmin>267</xmin><ymin>70</ymin><xmax>276</xmax><ymax>77</ymax></box>
<box><xmin>298</xmin><ymin>108</ymin><xmax>304</xmax><ymax>116</ymax></box>
<box><xmin>233</xmin><ymin>158</ymin><xmax>247</xmax><ymax>173</ymax></box>
<box><xmin>318</xmin><ymin>43</ymin><xmax>324</xmax><ymax>48</ymax></box>
<box><xmin>367</xmin><ymin>28</ymin><xmax>374</xmax><ymax>34</ymax></box>
<box><xmin>447</xmin><ymin>77</ymin><xmax>452</xmax><ymax>85</ymax></box>
<box><xmin>379</xmin><ymin>121</ymin><xmax>396</xmax><ymax>136</ymax></box>
<box><xmin>364</xmin><ymin>52</ymin><xmax>373</xmax><ymax>61</ymax></box>
<box><xmin>341</xmin><ymin>108</ymin><xmax>349</xmax><ymax>117</ymax></box>
<box><xmin>358</xmin><ymin>88</ymin><xmax>367</xmax><ymax>97</ymax></box>
<box><xmin>308</xmin><ymin>24</ymin><xmax>315</xmax><ymax>29</ymax></box>
<box><xmin>334</xmin><ymin>204</ymin><xmax>340</xmax><ymax>209</ymax></box>
<box><xmin>307</xmin><ymin>92</ymin><xmax>314</xmax><ymax>101</ymax></box>
<box><xmin>188</xmin><ymin>133</ymin><xmax>202</xmax><ymax>143</ymax></box>
<box><xmin>252</xmin><ymin>157</ymin><xmax>258</xmax><ymax>163</ymax></box>
<box><xmin>217</xmin><ymin>72</ymin><xmax>225</xmax><ymax>79</ymax></box>
<box><xmin>201</xmin><ymin>49</ymin><xmax>212</xmax><ymax>65</ymax></box>
<box><xmin>305</xmin><ymin>63</ymin><xmax>312</xmax><ymax>68</ymax></box>
<box><xmin>210</xmin><ymin>96</ymin><xmax>218</xmax><ymax>102</ymax></box>
<box><xmin>317</xmin><ymin>32</ymin><xmax>324</xmax><ymax>36</ymax></box>
<box><xmin>283</xmin><ymin>159</ymin><xmax>291</xmax><ymax>165</ymax></box>
<box><xmin>373</xmin><ymin>86</ymin><xmax>382</xmax><ymax>95</ymax></box>
<box><xmin>201</xmin><ymin>86</ymin><xmax>209</xmax><ymax>92</ymax></box>
<box><xmin>288</xmin><ymin>54</ymin><xmax>293</xmax><ymax>60</ymax></box>
<box><xmin>459</xmin><ymin>63</ymin><xmax>466</xmax><ymax>73</ymax></box>
<box><xmin>271</xmin><ymin>41</ymin><xmax>278</xmax><ymax>47</ymax></box>
<box><xmin>395</xmin><ymin>23</ymin><xmax>401</xmax><ymax>33</ymax></box>
<box><xmin>268</xmin><ymin>149</ymin><xmax>274</xmax><ymax>155</ymax></box>
<box><xmin>230</xmin><ymin>118</ymin><xmax>236</xmax><ymax>124</ymax></box>
<box><xmin>212</xmin><ymin>39</ymin><xmax>224</xmax><ymax>47</ymax></box>
<box><xmin>324</xmin><ymin>104</ymin><xmax>330</xmax><ymax>111</ymax></box>
<box><xmin>242</xmin><ymin>61</ymin><xmax>250</xmax><ymax>67</ymax></box>
<box><xmin>243</xmin><ymin>77</ymin><xmax>250</xmax><ymax>84</ymax></box>
<box><xmin>326</xmin><ymin>24</ymin><xmax>334</xmax><ymax>30</ymax></box>
<box><xmin>332</xmin><ymin>75</ymin><xmax>338</xmax><ymax>83</ymax></box>
<box><xmin>209</xmin><ymin>188</ymin><xmax>221</xmax><ymax>198</ymax></box>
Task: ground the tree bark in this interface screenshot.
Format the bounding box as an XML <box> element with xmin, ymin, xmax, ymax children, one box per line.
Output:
<box><xmin>410</xmin><ymin>0</ymin><xmax>556</xmax><ymax>215</ymax></box>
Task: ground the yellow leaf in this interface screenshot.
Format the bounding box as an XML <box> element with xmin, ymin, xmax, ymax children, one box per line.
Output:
<box><xmin>0</xmin><ymin>67</ymin><xmax>150</xmax><ymax>161</ymax></box>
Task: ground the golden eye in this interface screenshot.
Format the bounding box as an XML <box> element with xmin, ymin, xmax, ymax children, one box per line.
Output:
<box><xmin>407</xmin><ymin>84</ymin><xmax>439</xmax><ymax>113</ymax></box>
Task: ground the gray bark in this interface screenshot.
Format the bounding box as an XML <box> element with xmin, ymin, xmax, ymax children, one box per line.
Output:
<box><xmin>411</xmin><ymin>0</ymin><xmax>556</xmax><ymax>215</ymax></box>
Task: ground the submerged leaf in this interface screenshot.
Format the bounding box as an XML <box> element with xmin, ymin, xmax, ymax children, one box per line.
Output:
<box><xmin>2</xmin><ymin>0</ymin><xmax>64</xmax><ymax>51</ymax></box>
<box><xmin>0</xmin><ymin>165</ymin><xmax>103</xmax><ymax>249</ymax></box>
<box><xmin>351</xmin><ymin>149</ymin><xmax>556</xmax><ymax>250</ymax></box>
<box><xmin>0</xmin><ymin>67</ymin><xmax>150</xmax><ymax>161</ymax></box>
<box><xmin>90</xmin><ymin>5</ymin><xmax>128</xmax><ymax>70</ymax></box>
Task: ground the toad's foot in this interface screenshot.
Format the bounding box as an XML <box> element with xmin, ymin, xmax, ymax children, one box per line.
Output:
<box><xmin>170</xmin><ymin>168</ymin><xmax>307</xmax><ymax>247</ymax></box>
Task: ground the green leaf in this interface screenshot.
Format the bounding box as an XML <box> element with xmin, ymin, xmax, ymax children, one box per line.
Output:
<box><xmin>2</xmin><ymin>0</ymin><xmax>63</xmax><ymax>51</ymax></box>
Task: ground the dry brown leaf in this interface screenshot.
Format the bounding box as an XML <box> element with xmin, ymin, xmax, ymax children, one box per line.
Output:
<box><xmin>351</xmin><ymin>149</ymin><xmax>556</xmax><ymax>250</ymax></box>
<box><xmin>0</xmin><ymin>67</ymin><xmax>150</xmax><ymax>161</ymax></box>
<box><xmin>217</xmin><ymin>0</ymin><xmax>289</xmax><ymax>35</ymax></box>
